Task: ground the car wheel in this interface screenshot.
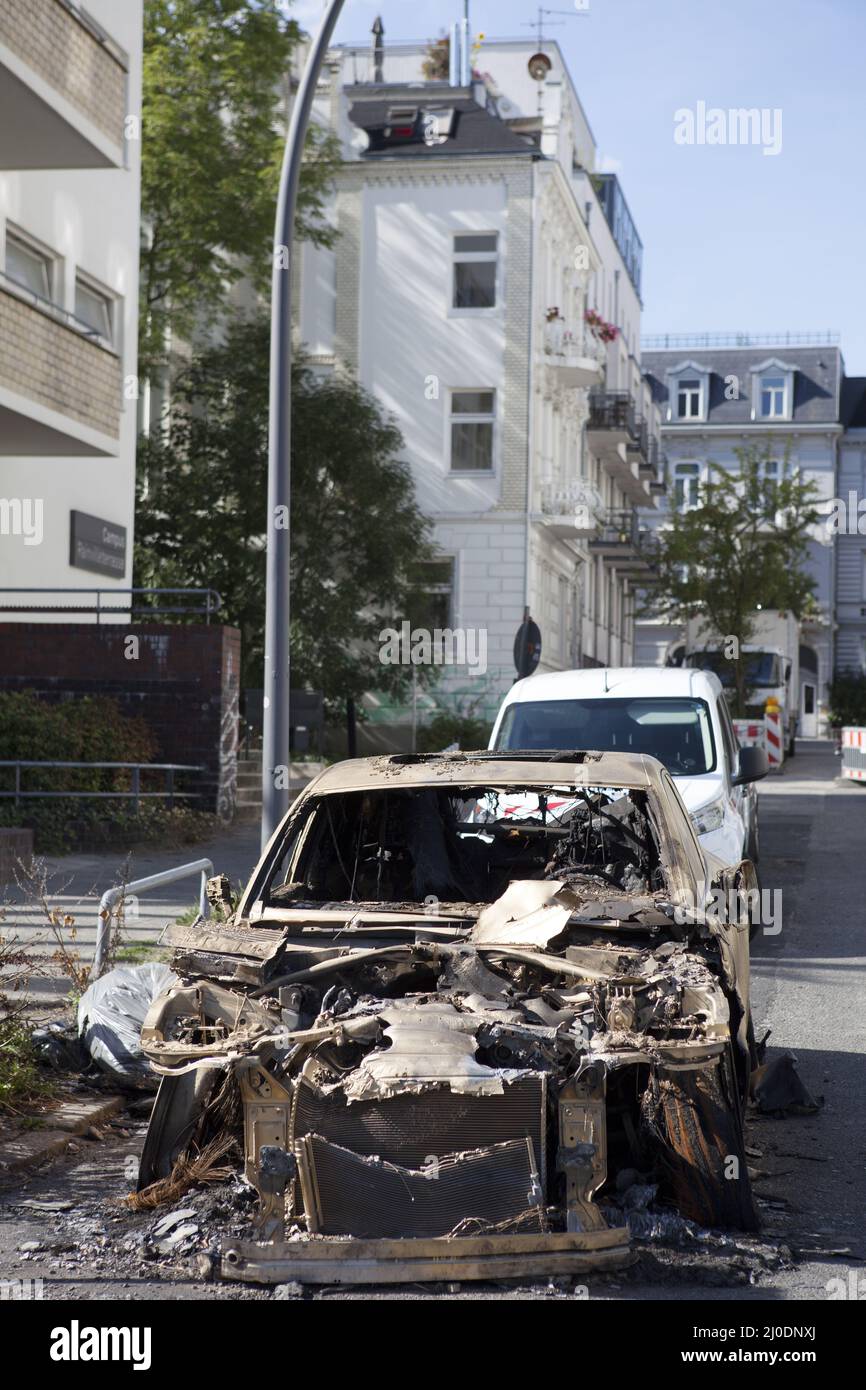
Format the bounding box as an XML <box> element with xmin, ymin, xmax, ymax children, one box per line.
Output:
<box><xmin>649</xmin><ymin>1048</ymin><xmax>759</xmax><ymax>1231</ymax></box>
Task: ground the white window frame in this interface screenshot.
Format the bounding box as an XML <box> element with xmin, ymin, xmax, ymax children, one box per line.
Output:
<box><xmin>750</xmin><ymin>358</ymin><xmax>795</xmax><ymax>421</ymax></box>
<box><xmin>448</xmin><ymin>388</ymin><xmax>497</xmax><ymax>474</ymax></box>
<box><xmin>665</xmin><ymin>360</ymin><xmax>710</xmax><ymax>423</ymax></box>
<box><xmin>3</xmin><ymin>223</ymin><xmax>59</xmax><ymax>306</ymax></box>
<box><xmin>673</xmin><ymin>460</ymin><xmax>701</xmax><ymax>512</ymax></box>
<box><xmin>450</xmin><ymin>231</ymin><xmax>499</xmax><ymax>316</ymax></box>
<box><xmin>73</xmin><ymin>269</ymin><xmax>117</xmax><ymax>350</ymax></box>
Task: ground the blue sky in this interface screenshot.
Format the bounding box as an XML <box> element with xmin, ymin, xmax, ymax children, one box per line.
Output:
<box><xmin>293</xmin><ymin>0</ymin><xmax>866</xmax><ymax>375</ymax></box>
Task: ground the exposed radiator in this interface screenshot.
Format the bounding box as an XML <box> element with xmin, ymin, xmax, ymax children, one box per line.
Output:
<box><xmin>292</xmin><ymin>1074</ymin><xmax>547</xmax><ymax>1184</ymax></box>
<box><xmin>296</xmin><ymin>1133</ymin><xmax>545</xmax><ymax>1239</ymax></box>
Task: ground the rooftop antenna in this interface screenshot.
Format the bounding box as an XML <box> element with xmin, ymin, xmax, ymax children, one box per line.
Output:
<box><xmin>522</xmin><ymin>7</ymin><xmax>588</xmax><ymax>111</ymax></box>
<box><xmin>523</xmin><ymin>6</ymin><xmax>587</xmax><ymax>51</ymax></box>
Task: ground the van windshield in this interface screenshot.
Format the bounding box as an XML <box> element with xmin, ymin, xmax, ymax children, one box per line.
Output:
<box><xmin>494</xmin><ymin>697</ymin><xmax>717</xmax><ymax>776</ymax></box>
<box><xmin>684</xmin><ymin>650</ymin><xmax>781</xmax><ymax>688</ymax></box>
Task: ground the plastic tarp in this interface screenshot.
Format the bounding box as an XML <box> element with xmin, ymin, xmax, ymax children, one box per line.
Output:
<box><xmin>77</xmin><ymin>963</ymin><xmax>178</xmax><ymax>1082</ymax></box>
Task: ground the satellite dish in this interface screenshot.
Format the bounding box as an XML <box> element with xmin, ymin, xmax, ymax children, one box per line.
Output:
<box><xmin>527</xmin><ymin>51</ymin><xmax>552</xmax><ymax>82</ymax></box>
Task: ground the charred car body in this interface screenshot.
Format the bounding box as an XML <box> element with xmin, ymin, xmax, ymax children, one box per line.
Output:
<box><xmin>139</xmin><ymin>750</ymin><xmax>759</xmax><ymax>1285</ymax></box>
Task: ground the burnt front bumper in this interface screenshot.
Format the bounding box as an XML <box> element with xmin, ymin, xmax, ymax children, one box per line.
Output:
<box><xmin>220</xmin><ymin>1227</ymin><xmax>633</xmax><ymax>1285</ymax></box>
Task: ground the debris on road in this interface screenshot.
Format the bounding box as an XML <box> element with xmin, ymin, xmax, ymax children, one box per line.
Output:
<box><xmin>78</xmin><ymin>963</ymin><xmax>178</xmax><ymax>1083</ymax></box>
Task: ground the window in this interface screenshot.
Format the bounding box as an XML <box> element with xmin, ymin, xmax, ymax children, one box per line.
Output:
<box><xmin>74</xmin><ymin>277</ymin><xmax>113</xmax><ymax>343</ymax></box>
<box><xmin>5</xmin><ymin>232</ymin><xmax>53</xmax><ymax>301</ymax></box>
<box><xmin>677</xmin><ymin>378</ymin><xmax>701</xmax><ymax>419</ymax></box>
<box><xmin>452</xmin><ymin>233</ymin><xmax>498</xmax><ymax>310</ymax></box>
<box><xmin>673</xmin><ymin>461</ymin><xmax>700</xmax><ymax>511</ymax></box>
<box><xmin>406</xmin><ymin>557</ymin><xmax>454</xmax><ymax>630</ymax></box>
<box><xmin>760</xmin><ymin>375</ymin><xmax>786</xmax><ymax>418</ymax></box>
<box><xmin>494</xmin><ymin>696</ymin><xmax>717</xmax><ymax>777</ymax></box>
<box><xmin>450</xmin><ymin>390</ymin><xmax>495</xmax><ymax>472</ymax></box>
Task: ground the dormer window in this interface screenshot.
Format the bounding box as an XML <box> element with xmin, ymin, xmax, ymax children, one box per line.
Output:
<box><xmin>677</xmin><ymin>378</ymin><xmax>701</xmax><ymax>419</ymax></box>
<box><xmin>760</xmin><ymin>375</ymin><xmax>785</xmax><ymax>417</ymax></box>
<box><xmin>665</xmin><ymin>360</ymin><xmax>710</xmax><ymax>423</ymax></box>
<box><xmin>751</xmin><ymin>358</ymin><xmax>795</xmax><ymax>421</ymax></box>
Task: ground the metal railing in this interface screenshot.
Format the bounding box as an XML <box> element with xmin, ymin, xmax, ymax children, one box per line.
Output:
<box><xmin>588</xmin><ymin>390</ymin><xmax>636</xmax><ymax>437</ymax></box>
<box><xmin>0</xmin><ymin>587</ymin><xmax>222</xmax><ymax>622</ymax></box>
<box><xmin>539</xmin><ymin>477</ymin><xmax>606</xmax><ymax>519</ymax></box>
<box><xmin>93</xmin><ymin>857</ymin><xmax>214</xmax><ymax>977</ymax></box>
<box><xmin>643</xmin><ymin>331</ymin><xmax>840</xmax><ymax>351</ymax></box>
<box><xmin>0</xmin><ymin>761</ymin><xmax>203</xmax><ymax>809</ymax></box>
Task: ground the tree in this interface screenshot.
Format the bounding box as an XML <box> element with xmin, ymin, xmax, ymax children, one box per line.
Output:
<box><xmin>140</xmin><ymin>0</ymin><xmax>339</xmax><ymax>377</ymax></box>
<box><xmin>135</xmin><ymin>314</ymin><xmax>434</xmax><ymax>701</ymax></box>
<box><xmin>645</xmin><ymin>442</ymin><xmax>821</xmax><ymax>713</ymax></box>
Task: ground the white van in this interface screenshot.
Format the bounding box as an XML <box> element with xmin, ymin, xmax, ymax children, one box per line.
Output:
<box><xmin>489</xmin><ymin>667</ymin><xmax>768</xmax><ymax>868</ymax></box>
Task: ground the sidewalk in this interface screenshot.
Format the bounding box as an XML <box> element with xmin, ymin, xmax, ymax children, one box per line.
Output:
<box><xmin>1</xmin><ymin>821</ymin><xmax>262</xmax><ymax>1008</ymax></box>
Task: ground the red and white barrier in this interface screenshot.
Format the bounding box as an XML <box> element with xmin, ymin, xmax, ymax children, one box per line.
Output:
<box><xmin>733</xmin><ymin>720</ymin><xmax>764</xmax><ymax>749</ymax></box>
<box><xmin>763</xmin><ymin>707</ymin><xmax>784</xmax><ymax>767</ymax></box>
<box><xmin>841</xmin><ymin>726</ymin><xmax>866</xmax><ymax>782</ymax></box>
<box><xmin>733</xmin><ymin>715</ymin><xmax>785</xmax><ymax>768</ymax></box>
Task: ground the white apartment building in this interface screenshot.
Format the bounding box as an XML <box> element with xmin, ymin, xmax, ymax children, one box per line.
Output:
<box><xmin>298</xmin><ymin>29</ymin><xmax>661</xmax><ymax>739</ymax></box>
<box><xmin>639</xmin><ymin>335</ymin><xmax>845</xmax><ymax>727</ymax></box>
<box><xmin>0</xmin><ymin>0</ymin><xmax>142</xmax><ymax>615</ymax></box>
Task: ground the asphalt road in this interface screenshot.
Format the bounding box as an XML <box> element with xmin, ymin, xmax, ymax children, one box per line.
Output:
<box><xmin>1</xmin><ymin>739</ymin><xmax>864</xmax><ymax>1301</ymax></box>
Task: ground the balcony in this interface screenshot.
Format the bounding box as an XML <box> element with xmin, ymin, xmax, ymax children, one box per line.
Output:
<box><xmin>537</xmin><ymin>477</ymin><xmax>606</xmax><ymax>541</ymax></box>
<box><xmin>589</xmin><ymin>508</ymin><xmax>656</xmax><ymax>574</ymax></box>
<box><xmin>0</xmin><ymin>0</ymin><xmax>128</xmax><ymax>169</ymax></box>
<box><xmin>541</xmin><ymin>316</ymin><xmax>606</xmax><ymax>389</ymax></box>
<box><xmin>0</xmin><ymin>273</ymin><xmax>121</xmax><ymax>455</ymax></box>
<box><xmin>587</xmin><ymin>391</ymin><xmax>655</xmax><ymax>508</ymax></box>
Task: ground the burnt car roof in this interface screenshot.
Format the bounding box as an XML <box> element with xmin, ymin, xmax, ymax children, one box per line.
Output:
<box><xmin>299</xmin><ymin>749</ymin><xmax>662</xmax><ymax>796</ymax></box>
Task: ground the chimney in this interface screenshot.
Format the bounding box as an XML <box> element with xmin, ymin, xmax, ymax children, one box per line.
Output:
<box><xmin>371</xmin><ymin>15</ymin><xmax>384</xmax><ymax>83</ymax></box>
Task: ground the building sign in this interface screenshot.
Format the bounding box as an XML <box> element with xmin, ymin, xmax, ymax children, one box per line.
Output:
<box><xmin>69</xmin><ymin>510</ymin><xmax>127</xmax><ymax>578</ymax></box>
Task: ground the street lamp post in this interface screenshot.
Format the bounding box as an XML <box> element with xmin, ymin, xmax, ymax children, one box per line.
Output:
<box><xmin>261</xmin><ymin>0</ymin><xmax>347</xmax><ymax>851</ymax></box>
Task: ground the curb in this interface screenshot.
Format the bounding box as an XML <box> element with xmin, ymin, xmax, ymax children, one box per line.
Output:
<box><xmin>0</xmin><ymin>1094</ymin><xmax>125</xmax><ymax>1175</ymax></box>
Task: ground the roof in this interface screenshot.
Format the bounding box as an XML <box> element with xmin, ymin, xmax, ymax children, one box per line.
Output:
<box><xmin>501</xmin><ymin>667</ymin><xmax>724</xmax><ymax>705</ymax></box>
<box><xmin>642</xmin><ymin>346</ymin><xmax>842</xmax><ymax>426</ymax></box>
<box><xmin>347</xmin><ymin>90</ymin><xmax>537</xmax><ymax>160</ymax></box>
<box><xmin>297</xmin><ymin>748</ymin><xmax>664</xmax><ymax>795</ymax></box>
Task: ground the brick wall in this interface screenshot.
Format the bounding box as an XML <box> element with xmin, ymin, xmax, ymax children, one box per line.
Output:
<box><xmin>0</xmin><ymin>624</ymin><xmax>242</xmax><ymax>817</ymax></box>
<box><xmin>0</xmin><ymin>0</ymin><xmax>126</xmax><ymax>145</ymax></box>
<box><xmin>0</xmin><ymin>287</ymin><xmax>121</xmax><ymax>439</ymax></box>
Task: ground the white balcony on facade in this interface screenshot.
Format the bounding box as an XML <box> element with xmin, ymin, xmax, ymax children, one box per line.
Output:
<box><xmin>540</xmin><ymin>315</ymin><xmax>606</xmax><ymax>389</ymax></box>
<box><xmin>536</xmin><ymin>476</ymin><xmax>606</xmax><ymax>541</ymax></box>
<box><xmin>0</xmin><ymin>0</ymin><xmax>128</xmax><ymax>169</ymax></box>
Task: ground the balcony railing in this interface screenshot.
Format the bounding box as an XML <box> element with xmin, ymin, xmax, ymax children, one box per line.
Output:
<box><xmin>542</xmin><ymin>317</ymin><xmax>606</xmax><ymax>385</ymax></box>
<box><xmin>590</xmin><ymin>509</ymin><xmax>656</xmax><ymax>571</ymax></box>
<box><xmin>540</xmin><ymin>477</ymin><xmax>606</xmax><ymax>526</ymax></box>
<box><xmin>588</xmin><ymin>390</ymin><xmax>636</xmax><ymax>438</ymax></box>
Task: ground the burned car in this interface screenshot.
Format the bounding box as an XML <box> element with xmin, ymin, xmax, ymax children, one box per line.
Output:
<box><xmin>138</xmin><ymin>750</ymin><xmax>759</xmax><ymax>1285</ymax></box>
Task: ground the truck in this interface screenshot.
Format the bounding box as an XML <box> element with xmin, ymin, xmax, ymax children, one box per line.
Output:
<box><xmin>676</xmin><ymin>609</ymin><xmax>800</xmax><ymax>757</ymax></box>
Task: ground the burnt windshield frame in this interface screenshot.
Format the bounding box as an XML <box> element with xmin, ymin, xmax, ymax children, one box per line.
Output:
<box><xmin>494</xmin><ymin>696</ymin><xmax>718</xmax><ymax>776</ymax></box>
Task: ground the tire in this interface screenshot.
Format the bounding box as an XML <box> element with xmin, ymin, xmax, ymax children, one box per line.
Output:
<box><xmin>650</xmin><ymin>1049</ymin><xmax>758</xmax><ymax>1231</ymax></box>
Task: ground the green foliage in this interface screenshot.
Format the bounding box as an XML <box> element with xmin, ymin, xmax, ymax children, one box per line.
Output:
<box><xmin>135</xmin><ymin>313</ymin><xmax>434</xmax><ymax>701</ymax></box>
<box><xmin>140</xmin><ymin>0</ymin><xmax>339</xmax><ymax>375</ymax></box>
<box><xmin>0</xmin><ymin>1019</ymin><xmax>52</xmax><ymax>1115</ymax></box>
<box><xmin>0</xmin><ymin>693</ymin><xmax>215</xmax><ymax>851</ymax></box>
<box><xmin>827</xmin><ymin>671</ymin><xmax>866</xmax><ymax>729</ymax></box>
<box><xmin>417</xmin><ymin>711</ymin><xmax>492</xmax><ymax>753</ymax></box>
<box><xmin>646</xmin><ymin>442</ymin><xmax>821</xmax><ymax>713</ymax></box>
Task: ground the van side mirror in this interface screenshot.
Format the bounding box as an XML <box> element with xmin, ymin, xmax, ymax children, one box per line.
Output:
<box><xmin>732</xmin><ymin>745</ymin><xmax>769</xmax><ymax>786</ymax></box>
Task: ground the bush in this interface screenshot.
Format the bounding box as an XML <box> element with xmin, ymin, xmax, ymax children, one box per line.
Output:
<box><xmin>417</xmin><ymin>711</ymin><xmax>492</xmax><ymax>753</ymax></box>
<box><xmin>0</xmin><ymin>692</ymin><xmax>213</xmax><ymax>852</ymax></box>
<box><xmin>0</xmin><ymin>1018</ymin><xmax>52</xmax><ymax>1115</ymax></box>
<box><xmin>827</xmin><ymin>671</ymin><xmax>866</xmax><ymax>729</ymax></box>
